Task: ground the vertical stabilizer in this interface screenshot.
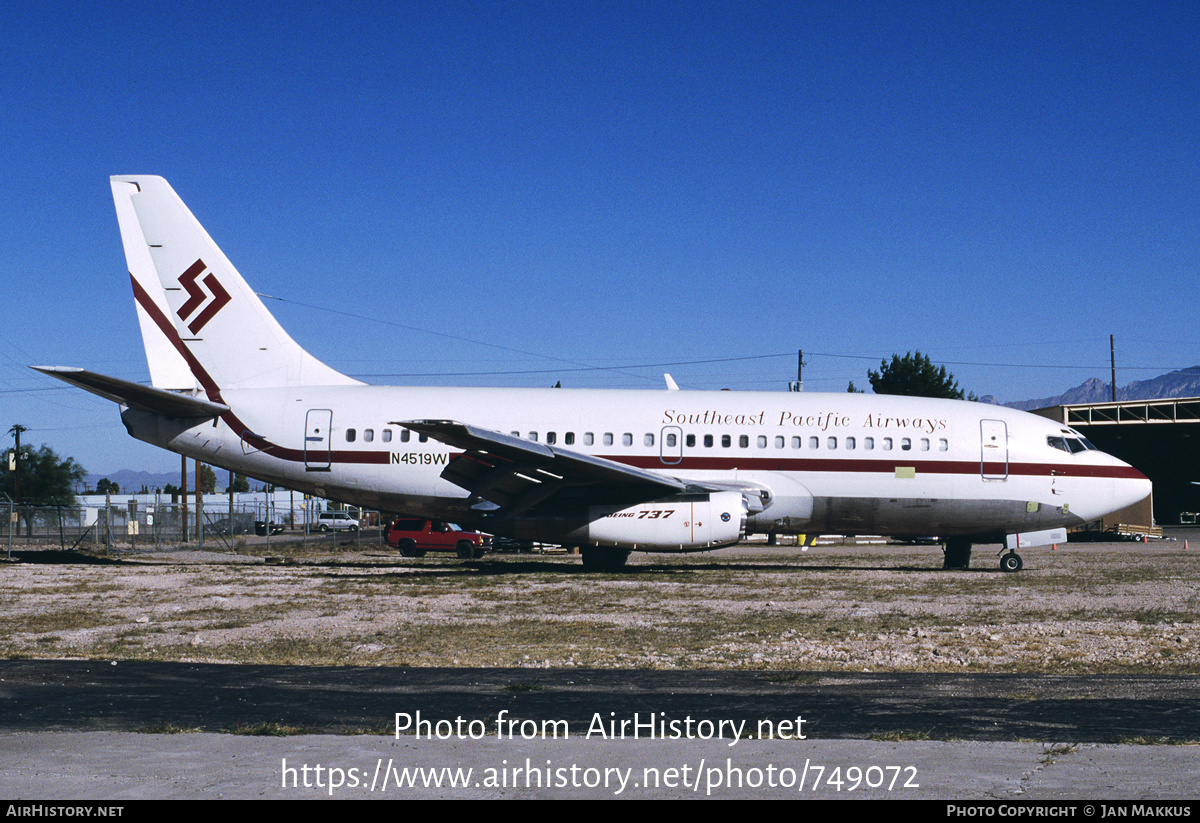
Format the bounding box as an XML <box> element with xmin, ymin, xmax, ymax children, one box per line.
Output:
<box><xmin>112</xmin><ymin>178</ymin><xmax>199</xmax><ymax>391</ymax></box>
<box><xmin>110</xmin><ymin>175</ymin><xmax>362</xmax><ymax>393</ymax></box>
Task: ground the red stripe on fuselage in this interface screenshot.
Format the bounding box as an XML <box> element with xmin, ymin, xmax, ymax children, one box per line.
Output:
<box><xmin>130</xmin><ymin>273</ymin><xmax>387</xmax><ymax>466</ymax></box>
<box><xmin>127</xmin><ymin>273</ymin><xmax>1145</xmax><ymax>480</ymax></box>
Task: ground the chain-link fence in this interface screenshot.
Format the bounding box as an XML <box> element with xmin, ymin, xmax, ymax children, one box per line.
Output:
<box><xmin>2</xmin><ymin>501</ymin><xmax>385</xmax><ymax>556</ymax></box>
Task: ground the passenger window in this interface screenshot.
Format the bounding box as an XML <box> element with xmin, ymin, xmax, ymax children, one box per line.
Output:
<box><xmin>809</xmin><ymin>436</ymin><xmax>819</xmax><ymax>449</ymax></box>
<box><xmin>775</xmin><ymin>436</ymin><xmax>784</xmax><ymax>448</ymax></box>
<box><xmin>419</xmin><ymin>433</ymin><xmax>428</xmax><ymax>443</ymax></box>
<box><xmin>900</xmin><ymin>438</ymin><xmax>911</xmax><ymax>451</ymax></box>
<box><xmin>401</xmin><ymin>430</ymin><xmax>411</xmax><ymax>443</ymax></box>
<box><xmin>584</xmin><ymin>432</ymin><xmax>594</xmax><ymax>445</ymax></box>
<box><xmin>346</xmin><ymin>428</ymin><xmax>356</xmax><ymax>442</ymax></box>
<box><xmin>864</xmin><ymin>437</ymin><xmax>874</xmax><ymax>450</ymax></box>
<box><xmin>604</xmin><ymin>433</ymin><xmax>614</xmax><ymax>446</ymax></box>
<box><xmin>757</xmin><ymin>435</ymin><xmax>767</xmax><ymax>448</ymax></box>
<box><xmin>883</xmin><ymin>437</ymin><xmax>893</xmax><ymax>450</ymax></box>
<box><xmin>622</xmin><ymin>433</ymin><xmax>633</xmax><ymax>446</ymax></box>
<box><xmin>722</xmin><ymin>435</ymin><xmax>732</xmax><ymax>448</ymax></box>
<box><xmin>546</xmin><ymin>432</ymin><xmax>556</xmax><ymax>444</ymax></box>
<box><xmin>528</xmin><ymin>432</ymin><xmax>538</xmax><ymax>441</ymax></box>
<box><xmin>565</xmin><ymin>432</ymin><xmax>575</xmax><ymax>445</ymax></box>
<box><xmin>364</xmin><ymin>428</ymin><xmax>374</xmax><ymax>442</ymax></box>
<box><xmin>644</xmin><ymin>433</ymin><xmax>654</xmax><ymax>446</ymax></box>
<box><xmin>666</xmin><ymin>433</ymin><xmax>677</xmax><ymax>447</ymax></box>
<box><xmin>382</xmin><ymin>430</ymin><xmax>392</xmax><ymax>443</ymax></box>
<box><xmin>791</xmin><ymin>436</ymin><xmax>801</xmax><ymax>449</ymax></box>
<box><xmin>739</xmin><ymin>435</ymin><xmax>749</xmax><ymax>448</ymax></box>
<box><xmin>686</xmin><ymin>434</ymin><xmax>696</xmax><ymax>447</ymax></box>
<box><xmin>846</xmin><ymin>436</ymin><xmax>855</xmax><ymax>450</ymax></box>
<box><xmin>827</xmin><ymin>437</ymin><xmax>837</xmax><ymax>449</ymax></box>
<box><xmin>920</xmin><ymin>438</ymin><xmax>929</xmax><ymax>451</ymax></box>
<box><xmin>704</xmin><ymin>434</ymin><xmax>714</xmax><ymax>447</ymax></box>
<box><xmin>939</xmin><ymin>439</ymin><xmax>949</xmax><ymax>451</ymax></box>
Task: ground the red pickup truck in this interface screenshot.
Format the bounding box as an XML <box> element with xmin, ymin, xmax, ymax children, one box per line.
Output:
<box><xmin>385</xmin><ymin>518</ymin><xmax>491</xmax><ymax>558</ymax></box>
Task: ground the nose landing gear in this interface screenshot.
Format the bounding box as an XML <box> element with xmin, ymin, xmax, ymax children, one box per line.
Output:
<box><xmin>999</xmin><ymin>550</ymin><xmax>1023</xmax><ymax>573</ymax></box>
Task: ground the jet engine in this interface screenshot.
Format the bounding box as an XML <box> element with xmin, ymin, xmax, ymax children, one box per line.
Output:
<box><xmin>567</xmin><ymin>490</ymin><xmax>746</xmax><ymax>551</ymax></box>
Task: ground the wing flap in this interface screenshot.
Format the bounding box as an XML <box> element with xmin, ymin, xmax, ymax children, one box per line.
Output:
<box><xmin>398</xmin><ymin>419</ymin><xmax>686</xmax><ymax>515</ymax></box>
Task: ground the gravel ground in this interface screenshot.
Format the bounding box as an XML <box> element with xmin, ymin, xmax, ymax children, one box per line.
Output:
<box><xmin>2</xmin><ymin>528</ymin><xmax>1197</xmax><ymax>674</ymax></box>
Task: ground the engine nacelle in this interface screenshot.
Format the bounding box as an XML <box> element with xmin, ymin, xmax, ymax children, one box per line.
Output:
<box><xmin>569</xmin><ymin>491</ymin><xmax>746</xmax><ymax>552</ymax></box>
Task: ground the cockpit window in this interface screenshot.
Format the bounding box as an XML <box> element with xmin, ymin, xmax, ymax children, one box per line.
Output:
<box><xmin>1049</xmin><ymin>434</ymin><xmax>1097</xmax><ymax>454</ymax></box>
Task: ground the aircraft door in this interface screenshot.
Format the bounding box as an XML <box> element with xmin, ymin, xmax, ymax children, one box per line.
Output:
<box><xmin>305</xmin><ymin>409</ymin><xmax>332</xmax><ymax>471</ymax></box>
<box><xmin>980</xmin><ymin>419</ymin><xmax>1008</xmax><ymax>480</ymax></box>
<box><xmin>660</xmin><ymin>426</ymin><xmax>683</xmax><ymax>465</ymax></box>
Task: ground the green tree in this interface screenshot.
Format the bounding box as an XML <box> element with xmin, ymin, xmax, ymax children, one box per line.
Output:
<box><xmin>95</xmin><ymin>478</ymin><xmax>120</xmax><ymax>495</ymax></box>
<box><xmin>0</xmin><ymin>444</ymin><xmax>86</xmax><ymax>536</ymax></box>
<box><xmin>867</xmin><ymin>351</ymin><xmax>976</xmax><ymax>400</ymax></box>
<box><xmin>228</xmin><ymin>474</ymin><xmax>250</xmax><ymax>493</ymax></box>
<box><xmin>198</xmin><ymin>464</ymin><xmax>217</xmax><ymax>494</ymax></box>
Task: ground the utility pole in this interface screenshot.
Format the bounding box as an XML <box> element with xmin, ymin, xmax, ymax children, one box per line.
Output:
<box><xmin>789</xmin><ymin>350</ymin><xmax>806</xmax><ymax>392</ymax></box>
<box><xmin>180</xmin><ymin>453</ymin><xmax>188</xmax><ymax>542</ymax></box>
<box><xmin>195</xmin><ymin>460</ymin><xmax>203</xmax><ymax>549</ymax></box>
<box><xmin>1110</xmin><ymin>334</ymin><xmax>1117</xmax><ymax>402</ymax></box>
<box><xmin>8</xmin><ymin>424</ymin><xmax>26</xmax><ymax>505</ymax></box>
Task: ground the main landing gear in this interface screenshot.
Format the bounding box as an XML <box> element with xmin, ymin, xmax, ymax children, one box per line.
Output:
<box><xmin>943</xmin><ymin>537</ymin><xmax>973</xmax><ymax>570</ymax></box>
<box><xmin>580</xmin><ymin>547</ymin><xmax>631</xmax><ymax>572</ymax></box>
<box><xmin>943</xmin><ymin>538</ymin><xmax>1025</xmax><ymax>572</ymax></box>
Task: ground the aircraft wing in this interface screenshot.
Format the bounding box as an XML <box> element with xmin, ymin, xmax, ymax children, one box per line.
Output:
<box><xmin>398</xmin><ymin>420</ymin><xmax>689</xmax><ymax>516</ymax></box>
<box><xmin>33</xmin><ymin>367</ymin><xmax>230</xmax><ymax>419</ymax></box>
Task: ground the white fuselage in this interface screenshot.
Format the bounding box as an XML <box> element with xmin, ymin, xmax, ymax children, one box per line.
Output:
<box><xmin>120</xmin><ymin>384</ymin><xmax>1150</xmax><ymax>549</ymax></box>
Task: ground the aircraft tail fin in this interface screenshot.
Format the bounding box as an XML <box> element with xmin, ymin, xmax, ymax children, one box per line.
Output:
<box><xmin>110</xmin><ymin>176</ymin><xmax>361</xmax><ymax>394</ymax></box>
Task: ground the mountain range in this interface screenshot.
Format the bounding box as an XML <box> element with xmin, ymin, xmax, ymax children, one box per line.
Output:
<box><xmin>995</xmin><ymin>366</ymin><xmax>1200</xmax><ymax>411</ymax></box>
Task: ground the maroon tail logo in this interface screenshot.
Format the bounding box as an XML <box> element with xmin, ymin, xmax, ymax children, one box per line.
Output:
<box><xmin>176</xmin><ymin>259</ymin><xmax>231</xmax><ymax>334</ymax></box>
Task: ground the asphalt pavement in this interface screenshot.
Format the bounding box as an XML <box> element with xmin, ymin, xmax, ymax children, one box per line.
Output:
<box><xmin>2</xmin><ymin>660</ymin><xmax>1198</xmax><ymax>799</ymax></box>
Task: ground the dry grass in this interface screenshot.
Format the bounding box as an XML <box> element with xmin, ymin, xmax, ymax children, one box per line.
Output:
<box><xmin>1</xmin><ymin>537</ymin><xmax>1198</xmax><ymax>673</ymax></box>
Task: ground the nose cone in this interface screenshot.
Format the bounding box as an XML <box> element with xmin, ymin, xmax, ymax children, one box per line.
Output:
<box><xmin>1108</xmin><ymin>455</ymin><xmax>1153</xmax><ymax>514</ymax></box>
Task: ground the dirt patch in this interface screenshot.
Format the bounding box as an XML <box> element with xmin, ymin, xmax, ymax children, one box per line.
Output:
<box><xmin>2</xmin><ymin>534</ymin><xmax>1197</xmax><ymax>672</ymax></box>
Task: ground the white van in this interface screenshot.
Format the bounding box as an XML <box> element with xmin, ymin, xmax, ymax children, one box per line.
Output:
<box><xmin>316</xmin><ymin>511</ymin><xmax>360</xmax><ymax>532</ymax></box>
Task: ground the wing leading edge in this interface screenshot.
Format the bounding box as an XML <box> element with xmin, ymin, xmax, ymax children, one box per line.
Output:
<box><xmin>398</xmin><ymin>420</ymin><xmax>689</xmax><ymax>516</ymax></box>
<box><xmin>33</xmin><ymin>367</ymin><xmax>229</xmax><ymax>419</ymax></box>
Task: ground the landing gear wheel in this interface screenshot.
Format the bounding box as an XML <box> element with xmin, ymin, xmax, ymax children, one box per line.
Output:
<box><xmin>580</xmin><ymin>547</ymin><xmax>631</xmax><ymax>572</ymax></box>
<box><xmin>999</xmin><ymin>551</ymin><xmax>1023</xmax><ymax>573</ymax></box>
<box><xmin>943</xmin><ymin>537</ymin><xmax>972</xmax><ymax>569</ymax></box>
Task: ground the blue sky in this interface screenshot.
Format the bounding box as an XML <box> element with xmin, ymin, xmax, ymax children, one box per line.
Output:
<box><xmin>2</xmin><ymin>1</ymin><xmax>1198</xmax><ymax>475</ymax></box>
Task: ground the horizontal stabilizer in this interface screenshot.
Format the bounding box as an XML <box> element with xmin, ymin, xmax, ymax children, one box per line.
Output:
<box><xmin>33</xmin><ymin>367</ymin><xmax>229</xmax><ymax>419</ymax></box>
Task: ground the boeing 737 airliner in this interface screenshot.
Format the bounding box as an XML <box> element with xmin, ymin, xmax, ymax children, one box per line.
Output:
<box><xmin>36</xmin><ymin>176</ymin><xmax>1151</xmax><ymax>570</ymax></box>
